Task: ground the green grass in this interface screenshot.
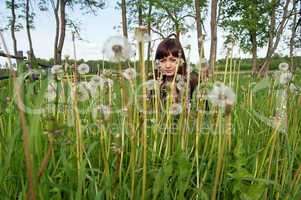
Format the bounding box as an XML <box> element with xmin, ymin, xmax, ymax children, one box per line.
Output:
<box><xmin>216</xmin><ymin>56</ymin><xmax>301</xmax><ymax>71</ymax></box>
<box><xmin>0</xmin><ymin>61</ymin><xmax>300</xmax><ymax>200</ymax></box>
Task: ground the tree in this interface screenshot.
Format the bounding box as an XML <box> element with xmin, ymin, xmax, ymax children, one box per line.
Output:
<box><xmin>219</xmin><ymin>0</ymin><xmax>270</xmax><ymax>74</ymax></box>
<box><xmin>290</xmin><ymin>0</ymin><xmax>297</xmax><ymax>69</ymax></box>
<box><xmin>45</xmin><ymin>0</ymin><xmax>106</xmax><ymax>64</ymax></box>
<box><xmin>194</xmin><ymin>0</ymin><xmax>208</xmax><ymax>61</ymax></box>
<box><xmin>121</xmin><ymin>0</ymin><xmax>128</xmax><ymax>38</ymax></box>
<box><xmin>5</xmin><ymin>0</ymin><xmax>24</xmax><ymax>62</ymax></box>
<box><xmin>118</xmin><ymin>0</ymin><xmax>153</xmax><ymax>69</ymax></box>
<box><xmin>25</xmin><ymin>0</ymin><xmax>35</xmax><ymax>60</ymax></box>
<box><xmin>258</xmin><ymin>0</ymin><xmax>293</xmax><ymax>75</ymax></box>
<box><xmin>209</xmin><ymin>0</ymin><xmax>217</xmax><ymax>74</ymax></box>
<box><xmin>150</xmin><ymin>0</ymin><xmax>194</xmax><ymax>40</ymax></box>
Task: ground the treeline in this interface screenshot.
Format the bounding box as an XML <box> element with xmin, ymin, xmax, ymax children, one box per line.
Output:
<box><xmin>216</xmin><ymin>56</ymin><xmax>301</xmax><ymax>71</ymax></box>
<box><xmin>1</xmin><ymin>0</ymin><xmax>300</xmax><ymax>76</ymax></box>
<box><xmin>1</xmin><ymin>56</ymin><xmax>300</xmax><ymax>78</ymax></box>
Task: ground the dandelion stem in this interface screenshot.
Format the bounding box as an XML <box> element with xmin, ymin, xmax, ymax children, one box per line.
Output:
<box><xmin>138</xmin><ymin>40</ymin><xmax>147</xmax><ymax>200</ymax></box>
<box><xmin>0</xmin><ymin>31</ymin><xmax>36</xmax><ymax>200</ymax></box>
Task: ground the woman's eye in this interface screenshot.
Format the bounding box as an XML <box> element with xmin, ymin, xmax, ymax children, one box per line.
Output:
<box><xmin>170</xmin><ymin>58</ymin><xmax>177</xmax><ymax>62</ymax></box>
<box><xmin>159</xmin><ymin>59</ymin><xmax>166</xmax><ymax>63</ymax></box>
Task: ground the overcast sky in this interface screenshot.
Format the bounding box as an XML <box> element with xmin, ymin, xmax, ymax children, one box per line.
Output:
<box><xmin>0</xmin><ymin>0</ymin><xmax>298</xmax><ymax>66</ymax></box>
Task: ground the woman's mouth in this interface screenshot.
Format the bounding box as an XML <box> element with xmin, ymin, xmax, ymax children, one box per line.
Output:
<box><xmin>165</xmin><ymin>70</ymin><xmax>174</xmax><ymax>74</ymax></box>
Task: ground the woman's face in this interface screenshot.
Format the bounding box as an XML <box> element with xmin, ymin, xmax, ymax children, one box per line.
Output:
<box><xmin>158</xmin><ymin>54</ymin><xmax>178</xmax><ymax>77</ymax></box>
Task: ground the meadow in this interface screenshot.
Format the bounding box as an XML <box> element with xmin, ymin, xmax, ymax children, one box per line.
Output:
<box><xmin>0</xmin><ymin>44</ymin><xmax>300</xmax><ymax>200</ymax></box>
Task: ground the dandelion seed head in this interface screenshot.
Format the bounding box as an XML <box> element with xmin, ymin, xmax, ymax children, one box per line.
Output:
<box><xmin>145</xmin><ymin>79</ymin><xmax>160</xmax><ymax>91</ymax></box>
<box><xmin>51</xmin><ymin>65</ymin><xmax>64</xmax><ymax>75</ymax></box>
<box><xmin>289</xmin><ymin>83</ymin><xmax>299</xmax><ymax>93</ymax></box>
<box><xmin>102</xmin><ymin>36</ymin><xmax>132</xmax><ymax>62</ymax></box>
<box><xmin>77</xmin><ymin>63</ymin><xmax>90</xmax><ymax>75</ymax></box>
<box><xmin>176</xmin><ymin>74</ymin><xmax>184</xmax><ymax>81</ymax></box>
<box><xmin>169</xmin><ymin>103</ymin><xmax>182</xmax><ymax>115</ymax></box>
<box><xmin>176</xmin><ymin>80</ymin><xmax>186</xmax><ymax>92</ymax></box>
<box><xmin>92</xmin><ymin>105</ymin><xmax>111</xmax><ymax>121</ymax></box>
<box><xmin>278</xmin><ymin>63</ymin><xmax>289</xmax><ymax>72</ymax></box>
<box><xmin>45</xmin><ymin>82</ymin><xmax>57</xmax><ymax>102</ymax></box>
<box><xmin>122</xmin><ymin>68</ymin><xmax>137</xmax><ymax>81</ymax></box>
<box><xmin>90</xmin><ymin>75</ymin><xmax>105</xmax><ymax>88</ymax></box>
<box><xmin>279</xmin><ymin>72</ymin><xmax>292</xmax><ymax>85</ymax></box>
<box><xmin>207</xmin><ymin>82</ymin><xmax>236</xmax><ymax>108</ymax></box>
<box><xmin>73</xmin><ymin>82</ymin><xmax>90</xmax><ymax>102</ymax></box>
<box><xmin>112</xmin><ymin>45</ymin><xmax>123</xmax><ymax>55</ymax></box>
<box><xmin>134</xmin><ymin>26</ymin><xmax>151</xmax><ymax>42</ymax></box>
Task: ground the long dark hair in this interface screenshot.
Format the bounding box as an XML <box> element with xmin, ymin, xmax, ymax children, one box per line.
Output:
<box><xmin>154</xmin><ymin>35</ymin><xmax>187</xmax><ymax>78</ymax></box>
<box><xmin>152</xmin><ymin>34</ymin><xmax>199</xmax><ymax>100</ymax></box>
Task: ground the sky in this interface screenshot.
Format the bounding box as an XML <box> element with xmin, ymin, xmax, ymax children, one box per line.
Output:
<box><xmin>0</xmin><ymin>0</ymin><xmax>298</xmax><ymax>66</ymax></box>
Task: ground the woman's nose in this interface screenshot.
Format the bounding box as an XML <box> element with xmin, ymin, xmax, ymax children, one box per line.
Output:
<box><xmin>165</xmin><ymin>61</ymin><xmax>173</xmax><ymax>68</ymax></box>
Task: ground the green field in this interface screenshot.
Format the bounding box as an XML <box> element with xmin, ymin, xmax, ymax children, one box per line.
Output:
<box><xmin>0</xmin><ymin>61</ymin><xmax>300</xmax><ymax>200</ymax></box>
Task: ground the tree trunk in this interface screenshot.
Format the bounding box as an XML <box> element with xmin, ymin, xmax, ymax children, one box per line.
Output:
<box><xmin>259</xmin><ymin>0</ymin><xmax>276</xmax><ymax>76</ymax></box>
<box><xmin>146</xmin><ymin>2</ymin><xmax>152</xmax><ymax>69</ymax></box>
<box><xmin>137</xmin><ymin>0</ymin><xmax>143</xmax><ymax>25</ymax></box>
<box><xmin>121</xmin><ymin>0</ymin><xmax>128</xmax><ymax>38</ymax></box>
<box><xmin>250</xmin><ymin>31</ymin><xmax>257</xmax><ymax>74</ymax></box>
<box><xmin>10</xmin><ymin>0</ymin><xmax>18</xmax><ymax>61</ymax></box>
<box><xmin>52</xmin><ymin>0</ymin><xmax>60</xmax><ymax>64</ymax></box>
<box><xmin>209</xmin><ymin>0</ymin><xmax>217</xmax><ymax>75</ymax></box>
<box><xmin>175</xmin><ymin>22</ymin><xmax>180</xmax><ymax>40</ymax></box>
<box><xmin>195</xmin><ymin>0</ymin><xmax>204</xmax><ymax>61</ymax></box>
<box><xmin>259</xmin><ymin>0</ymin><xmax>291</xmax><ymax>75</ymax></box>
<box><xmin>25</xmin><ymin>0</ymin><xmax>35</xmax><ymax>60</ymax></box>
<box><xmin>289</xmin><ymin>0</ymin><xmax>297</xmax><ymax>71</ymax></box>
<box><xmin>57</xmin><ymin>0</ymin><xmax>66</xmax><ymax>64</ymax></box>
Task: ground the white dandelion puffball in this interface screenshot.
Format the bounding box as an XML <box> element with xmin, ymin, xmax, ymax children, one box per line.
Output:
<box><xmin>102</xmin><ymin>36</ymin><xmax>132</xmax><ymax>62</ymax></box>
<box><xmin>90</xmin><ymin>75</ymin><xmax>105</xmax><ymax>88</ymax></box>
<box><xmin>45</xmin><ymin>83</ymin><xmax>57</xmax><ymax>101</ymax></box>
<box><xmin>73</xmin><ymin>82</ymin><xmax>90</xmax><ymax>102</ymax></box>
<box><xmin>176</xmin><ymin>74</ymin><xmax>184</xmax><ymax>82</ymax></box>
<box><xmin>134</xmin><ymin>26</ymin><xmax>151</xmax><ymax>43</ymax></box>
<box><xmin>278</xmin><ymin>63</ymin><xmax>289</xmax><ymax>72</ymax></box>
<box><xmin>77</xmin><ymin>63</ymin><xmax>90</xmax><ymax>75</ymax></box>
<box><xmin>279</xmin><ymin>72</ymin><xmax>292</xmax><ymax>85</ymax></box>
<box><xmin>122</xmin><ymin>68</ymin><xmax>137</xmax><ymax>80</ymax></box>
<box><xmin>207</xmin><ymin>82</ymin><xmax>236</xmax><ymax>108</ymax></box>
<box><xmin>92</xmin><ymin>105</ymin><xmax>111</xmax><ymax>120</ymax></box>
<box><xmin>145</xmin><ymin>79</ymin><xmax>160</xmax><ymax>91</ymax></box>
<box><xmin>88</xmin><ymin>81</ymin><xmax>102</xmax><ymax>97</ymax></box>
<box><xmin>169</xmin><ymin>103</ymin><xmax>183</xmax><ymax>115</ymax></box>
<box><xmin>176</xmin><ymin>80</ymin><xmax>186</xmax><ymax>92</ymax></box>
<box><xmin>51</xmin><ymin>65</ymin><xmax>64</xmax><ymax>75</ymax></box>
<box><xmin>289</xmin><ymin>83</ymin><xmax>299</xmax><ymax>93</ymax></box>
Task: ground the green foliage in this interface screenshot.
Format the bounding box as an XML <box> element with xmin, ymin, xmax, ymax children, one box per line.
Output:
<box><xmin>227</xmin><ymin>140</ymin><xmax>266</xmax><ymax>200</ymax></box>
<box><xmin>219</xmin><ymin>0</ymin><xmax>271</xmax><ymax>53</ymax></box>
<box><xmin>122</xmin><ymin>0</ymin><xmax>199</xmax><ymax>38</ymax></box>
<box><xmin>152</xmin><ymin>150</ymin><xmax>192</xmax><ymax>199</ymax></box>
<box><xmin>4</xmin><ymin>0</ymin><xmax>26</xmax><ymax>32</ymax></box>
<box><xmin>216</xmin><ymin>56</ymin><xmax>301</xmax><ymax>71</ymax></box>
<box><xmin>150</xmin><ymin>0</ymin><xmax>195</xmax><ymax>37</ymax></box>
<box><xmin>0</xmin><ymin>69</ymin><xmax>301</xmax><ymax>199</ymax></box>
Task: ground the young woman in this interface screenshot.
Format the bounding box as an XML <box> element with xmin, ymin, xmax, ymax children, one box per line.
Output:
<box><xmin>148</xmin><ymin>35</ymin><xmax>206</xmax><ymax>105</ymax></box>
